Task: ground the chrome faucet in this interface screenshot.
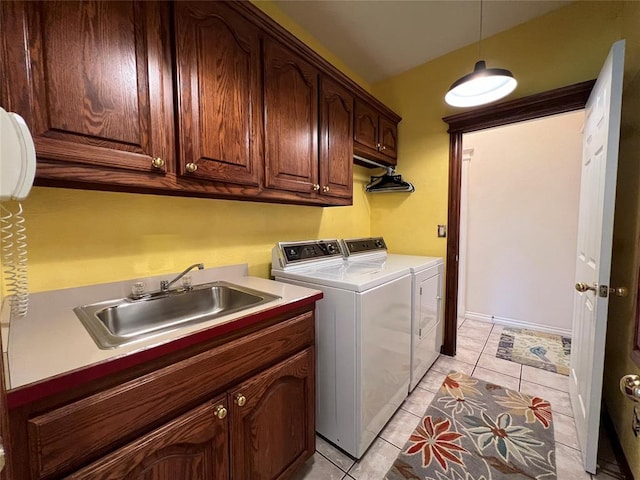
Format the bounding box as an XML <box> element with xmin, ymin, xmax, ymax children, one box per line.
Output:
<box><xmin>160</xmin><ymin>263</ymin><xmax>204</xmax><ymax>292</ymax></box>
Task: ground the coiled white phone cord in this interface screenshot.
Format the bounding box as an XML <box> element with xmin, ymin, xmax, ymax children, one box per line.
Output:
<box><xmin>1</xmin><ymin>202</ymin><xmax>28</xmax><ymax>317</ymax></box>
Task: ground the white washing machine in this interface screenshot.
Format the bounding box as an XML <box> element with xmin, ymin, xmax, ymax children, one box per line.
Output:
<box><xmin>271</xmin><ymin>239</ymin><xmax>411</xmax><ymax>458</ymax></box>
<box><xmin>342</xmin><ymin>238</ymin><xmax>444</xmax><ymax>392</ymax></box>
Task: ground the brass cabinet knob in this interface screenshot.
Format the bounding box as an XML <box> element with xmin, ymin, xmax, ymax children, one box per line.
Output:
<box><xmin>312</xmin><ymin>184</ymin><xmax>320</xmax><ymax>191</ymax></box>
<box><xmin>185</xmin><ymin>162</ymin><xmax>198</xmax><ymax>173</ymax></box>
<box><xmin>214</xmin><ymin>404</ymin><xmax>227</xmax><ymax>420</ymax></box>
<box><xmin>380</xmin><ymin>145</ymin><xmax>387</xmax><ymax>151</ymax></box>
<box><xmin>376</xmin><ymin>143</ymin><xmax>381</xmax><ymax>149</ymax></box>
<box><xmin>322</xmin><ymin>185</ymin><xmax>330</xmax><ymax>193</ymax></box>
<box><xmin>151</xmin><ymin>157</ymin><xmax>165</xmax><ymax>169</ymax></box>
<box><xmin>234</xmin><ymin>393</ymin><xmax>246</xmax><ymax>407</ymax></box>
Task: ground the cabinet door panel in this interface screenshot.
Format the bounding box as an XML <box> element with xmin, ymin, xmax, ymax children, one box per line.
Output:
<box><xmin>264</xmin><ymin>39</ymin><xmax>319</xmax><ymax>194</ymax></box>
<box><xmin>320</xmin><ymin>78</ymin><xmax>353</xmax><ymax>200</ymax></box>
<box><xmin>1</xmin><ymin>1</ymin><xmax>174</xmax><ymax>173</ymax></box>
<box><xmin>67</xmin><ymin>398</ymin><xmax>229</xmax><ymax>480</ymax></box>
<box><xmin>175</xmin><ymin>2</ymin><xmax>262</xmax><ymax>186</ymax></box>
<box><xmin>379</xmin><ymin>115</ymin><xmax>398</xmax><ymax>160</ymax></box>
<box><xmin>230</xmin><ymin>348</ymin><xmax>315</xmax><ymax>480</ymax></box>
<box><xmin>353</xmin><ymin>100</ymin><xmax>379</xmax><ymax>152</ymax></box>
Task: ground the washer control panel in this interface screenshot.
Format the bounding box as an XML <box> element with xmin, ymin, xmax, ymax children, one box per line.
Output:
<box><xmin>278</xmin><ymin>240</ymin><xmax>343</xmax><ymax>265</ymax></box>
<box><xmin>341</xmin><ymin>237</ymin><xmax>387</xmax><ymax>256</ymax></box>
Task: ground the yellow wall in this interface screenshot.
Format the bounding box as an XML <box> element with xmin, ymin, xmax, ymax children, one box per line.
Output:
<box><xmin>15</xmin><ymin>2</ymin><xmax>373</xmax><ymax>292</ymax></box>
<box><xmin>603</xmin><ymin>1</ymin><xmax>640</xmax><ymax>475</ymax></box>
<box><xmin>371</xmin><ymin>1</ymin><xmax>640</xmax><ymax>475</ymax></box>
<box><xmin>9</xmin><ymin>0</ymin><xmax>640</xmax><ymax>472</ymax></box>
<box><xmin>370</xmin><ymin>1</ymin><xmax>624</xmax><ymax>256</ymax></box>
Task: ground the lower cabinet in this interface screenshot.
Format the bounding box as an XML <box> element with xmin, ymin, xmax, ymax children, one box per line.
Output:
<box><xmin>67</xmin><ymin>397</ymin><xmax>230</xmax><ymax>480</ymax></box>
<box><xmin>14</xmin><ymin>310</ymin><xmax>316</xmax><ymax>480</ymax></box>
<box><xmin>231</xmin><ymin>348</ymin><xmax>314</xmax><ymax>480</ymax></box>
<box><xmin>67</xmin><ymin>348</ymin><xmax>314</xmax><ymax>480</ymax></box>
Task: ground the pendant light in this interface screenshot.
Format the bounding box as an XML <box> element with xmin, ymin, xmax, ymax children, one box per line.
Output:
<box><xmin>445</xmin><ymin>0</ymin><xmax>517</xmax><ymax>107</ymax></box>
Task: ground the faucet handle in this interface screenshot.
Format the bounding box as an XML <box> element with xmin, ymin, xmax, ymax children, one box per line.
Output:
<box><xmin>131</xmin><ymin>282</ymin><xmax>146</xmax><ymax>298</ymax></box>
<box><xmin>181</xmin><ymin>275</ymin><xmax>193</xmax><ymax>290</ymax></box>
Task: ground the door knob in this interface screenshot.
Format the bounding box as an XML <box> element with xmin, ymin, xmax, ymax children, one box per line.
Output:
<box><xmin>575</xmin><ymin>282</ymin><xmax>597</xmax><ymax>293</ymax></box>
<box><xmin>0</xmin><ymin>437</ymin><xmax>5</xmax><ymax>472</ymax></box>
<box><xmin>234</xmin><ymin>393</ymin><xmax>246</xmax><ymax>407</ymax></box>
<box><xmin>609</xmin><ymin>286</ymin><xmax>629</xmax><ymax>297</ymax></box>
<box><xmin>620</xmin><ymin>375</ymin><xmax>640</xmax><ymax>402</ymax></box>
<box><xmin>185</xmin><ymin>162</ymin><xmax>198</xmax><ymax>173</ymax></box>
<box><xmin>151</xmin><ymin>157</ymin><xmax>165</xmax><ymax>169</ymax></box>
<box><xmin>322</xmin><ymin>185</ymin><xmax>330</xmax><ymax>193</ymax></box>
<box><xmin>312</xmin><ymin>184</ymin><xmax>320</xmax><ymax>191</ymax></box>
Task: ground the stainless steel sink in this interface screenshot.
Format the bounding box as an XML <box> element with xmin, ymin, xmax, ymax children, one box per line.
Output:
<box><xmin>74</xmin><ymin>281</ymin><xmax>281</xmax><ymax>349</ymax></box>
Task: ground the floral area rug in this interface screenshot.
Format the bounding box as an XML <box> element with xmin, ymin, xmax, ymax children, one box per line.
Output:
<box><xmin>385</xmin><ymin>371</ymin><xmax>556</xmax><ymax>480</ymax></box>
<box><xmin>497</xmin><ymin>328</ymin><xmax>571</xmax><ymax>376</ymax></box>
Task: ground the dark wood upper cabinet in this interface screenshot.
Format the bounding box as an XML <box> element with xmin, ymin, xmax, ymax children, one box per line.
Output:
<box><xmin>174</xmin><ymin>2</ymin><xmax>262</xmax><ymax>187</ymax></box>
<box><xmin>354</xmin><ymin>100</ymin><xmax>380</xmax><ymax>153</ymax></box>
<box><xmin>320</xmin><ymin>78</ymin><xmax>353</xmax><ymax>199</ymax></box>
<box><xmin>379</xmin><ymin>115</ymin><xmax>398</xmax><ymax>160</ymax></box>
<box><xmin>1</xmin><ymin>1</ymin><xmax>399</xmax><ymax>204</ymax></box>
<box><xmin>230</xmin><ymin>348</ymin><xmax>315</xmax><ymax>480</ymax></box>
<box><xmin>264</xmin><ymin>39</ymin><xmax>319</xmax><ymax>195</ymax></box>
<box><xmin>67</xmin><ymin>399</ymin><xmax>230</xmax><ymax>480</ymax></box>
<box><xmin>0</xmin><ymin>1</ymin><xmax>175</xmax><ymax>175</ymax></box>
<box><xmin>354</xmin><ymin>98</ymin><xmax>399</xmax><ymax>166</ymax></box>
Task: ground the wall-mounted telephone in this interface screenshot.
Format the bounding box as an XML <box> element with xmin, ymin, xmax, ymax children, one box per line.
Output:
<box><xmin>0</xmin><ymin>107</ymin><xmax>37</xmax><ymax>317</ymax></box>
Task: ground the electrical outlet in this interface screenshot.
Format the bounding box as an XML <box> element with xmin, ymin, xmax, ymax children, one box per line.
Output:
<box><xmin>437</xmin><ymin>225</ymin><xmax>447</xmax><ymax>238</ymax></box>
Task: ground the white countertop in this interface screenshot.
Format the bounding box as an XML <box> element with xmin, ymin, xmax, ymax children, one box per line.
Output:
<box><xmin>2</xmin><ymin>264</ymin><xmax>321</xmax><ymax>391</ymax></box>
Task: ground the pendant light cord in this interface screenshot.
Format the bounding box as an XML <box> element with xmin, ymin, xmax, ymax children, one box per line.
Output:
<box><xmin>478</xmin><ymin>0</ymin><xmax>483</xmax><ymax>58</ymax></box>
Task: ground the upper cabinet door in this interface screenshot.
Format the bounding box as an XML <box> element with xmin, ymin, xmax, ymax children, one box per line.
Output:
<box><xmin>264</xmin><ymin>39</ymin><xmax>319</xmax><ymax>194</ymax></box>
<box><xmin>353</xmin><ymin>100</ymin><xmax>379</xmax><ymax>153</ymax></box>
<box><xmin>379</xmin><ymin>115</ymin><xmax>398</xmax><ymax>161</ymax></box>
<box><xmin>174</xmin><ymin>2</ymin><xmax>262</xmax><ymax>187</ymax></box>
<box><xmin>1</xmin><ymin>1</ymin><xmax>174</xmax><ymax>174</ymax></box>
<box><xmin>319</xmin><ymin>78</ymin><xmax>353</xmax><ymax>200</ymax></box>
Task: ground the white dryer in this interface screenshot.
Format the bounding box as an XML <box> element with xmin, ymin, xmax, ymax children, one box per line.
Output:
<box><xmin>342</xmin><ymin>238</ymin><xmax>444</xmax><ymax>392</ymax></box>
<box><xmin>272</xmin><ymin>239</ymin><xmax>411</xmax><ymax>458</ymax></box>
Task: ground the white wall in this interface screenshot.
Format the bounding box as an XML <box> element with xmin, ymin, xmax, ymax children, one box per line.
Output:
<box><xmin>460</xmin><ymin>111</ymin><xmax>584</xmax><ymax>334</ymax></box>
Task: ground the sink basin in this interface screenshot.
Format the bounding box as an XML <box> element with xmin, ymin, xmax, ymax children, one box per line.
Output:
<box><xmin>74</xmin><ymin>281</ymin><xmax>281</xmax><ymax>349</ymax></box>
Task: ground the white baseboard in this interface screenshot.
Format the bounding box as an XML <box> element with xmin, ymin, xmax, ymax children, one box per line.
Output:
<box><xmin>463</xmin><ymin>311</ymin><xmax>571</xmax><ymax>337</ymax></box>
<box><xmin>464</xmin><ymin>311</ymin><xmax>493</xmax><ymax>324</ymax></box>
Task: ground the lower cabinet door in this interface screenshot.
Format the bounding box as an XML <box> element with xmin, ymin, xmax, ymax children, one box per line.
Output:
<box><xmin>67</xmin><ymin>397</ymin><xmax>229</xmax><ymax>480</ymax></box>
<box><xmin>230</xmin><ymin>348</ymin><xmax>315</xmax><ymax>480</ymax></box>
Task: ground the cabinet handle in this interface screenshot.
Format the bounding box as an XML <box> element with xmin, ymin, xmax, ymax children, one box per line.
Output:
<box><xmin>234</xmin><ymin>393</ymin><xmax>247</xmax><ymax>407</ymax></box>
<box><xmin>151</xmin><ymin>157</ymin><xmax>165</xmax><ymax>169</ymax></box>
<box><xmin>312</xmin><ymin>184</ymin><xmax>320</xmax><ymax>191</ymax></box>
<box><xmin>214</xmin><ymin>404</ymin><xmax>228</xmax><ymax>420</ymax></box>
<box><xmin>380</xmin><ymin>145</ymin><xmax>387</xmax><ymax>151</ymax></box>
<box><xmin>322</xmin><ymin>185</ymin><xmax>330</xmax><ymax>193</ymax></box>
<box><xmin>185</xmin><ymin>162</ymin><xmax>198</xmax><ymax>173</ymax></box>
<box><xmin>376</xmin><ymin>143</ymin><xmax>381</xmax><ymax>149</ymax></box>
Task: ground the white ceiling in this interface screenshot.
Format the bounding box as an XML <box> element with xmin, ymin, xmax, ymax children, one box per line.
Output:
<box><xmin>273</xmin><ymin>0</ymin><xmax>572</xmax><ymax>83</ymax></box>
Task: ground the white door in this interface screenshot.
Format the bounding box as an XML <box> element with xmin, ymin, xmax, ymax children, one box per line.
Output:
<box><xmin>570</xmin><ymin>39</ymin><xmax>625</xmax><ymax>474</ymax></box>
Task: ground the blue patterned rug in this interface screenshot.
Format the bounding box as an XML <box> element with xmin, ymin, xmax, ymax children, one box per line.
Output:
<box><xmin>497</xmin><ymin>328</ymin><xmax>571</xmax><ymax>376</ymax></box>
<box><xmin>385</xmin><ymin>371</ymin><xmax>556</xmax><ymax>479</ymax></box>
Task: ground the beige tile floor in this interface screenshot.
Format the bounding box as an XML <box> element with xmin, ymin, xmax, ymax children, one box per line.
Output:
<box><xmin>292</xmin><ymin>318</ymin><xmax>626</xmax><ymax>480</ymax></box>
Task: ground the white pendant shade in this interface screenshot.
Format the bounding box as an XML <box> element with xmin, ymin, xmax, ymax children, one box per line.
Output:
<box><xmin>445</xmin><ymin>60</ymin><xmax>517</xmax><ymax>107</ymax></box>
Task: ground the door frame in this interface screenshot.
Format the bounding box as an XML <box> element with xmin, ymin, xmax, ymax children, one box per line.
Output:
<box><xmin>440</xmin><ymin>79</ymin><xmax>595</xmax><ymax>356</ymax></box>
